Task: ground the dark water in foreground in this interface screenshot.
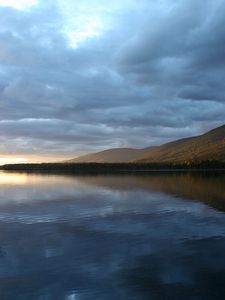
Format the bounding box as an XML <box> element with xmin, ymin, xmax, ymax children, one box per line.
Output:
<box><xmin>0</xmin><ymin>172</ymin><xmax>225</xmax><ymax>299</ymax></box>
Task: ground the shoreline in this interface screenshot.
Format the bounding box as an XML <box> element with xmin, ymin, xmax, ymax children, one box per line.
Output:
<box><xmin>0</xmin><ymin>162</ymin><xmax>225</xmax><ymax>174</ymax></box>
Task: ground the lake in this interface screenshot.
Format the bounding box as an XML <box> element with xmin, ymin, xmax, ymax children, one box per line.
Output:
<box><xmin>0</xmin><ymin>171</ymin><xmax>225</xmax><ymax>299</ymax></box>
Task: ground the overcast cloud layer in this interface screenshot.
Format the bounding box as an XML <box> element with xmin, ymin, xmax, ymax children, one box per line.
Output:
<box><xmin>0</xmin><ymin>0</ymin><xmax>225</xmax><ymax>161</ymax></box>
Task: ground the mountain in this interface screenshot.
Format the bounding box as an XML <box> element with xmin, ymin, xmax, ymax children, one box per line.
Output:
<box><xmin>134</xmin><ymin>124</ymin><xmax>225</xmax><ymax>163</ymax></box>
<box><xmin>68</xmin><ymin>124</ymin><xmax>225</xmax><ymax>164</ymax></box>
<box><xmin>67</xmin><ymin>148</ymin><xmax>153</xmax><ymax>163</ymax></box>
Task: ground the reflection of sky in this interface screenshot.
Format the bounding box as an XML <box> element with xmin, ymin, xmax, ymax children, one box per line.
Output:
<box><xmin>0</xmin><ymin>173</ymin><xmax>225</xmax><ymax>299</ymax></box>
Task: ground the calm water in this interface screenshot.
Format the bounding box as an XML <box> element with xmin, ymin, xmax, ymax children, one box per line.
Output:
<box><xmin>0</xmin><ymin>172</ymin><xmax>225</xmax><ymax>299</ymax></box>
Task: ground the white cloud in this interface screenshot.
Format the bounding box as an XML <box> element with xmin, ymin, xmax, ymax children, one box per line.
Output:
<box><xmin>0</xmin><ymin>0</ymin><xmax>38</xmax><ymax>10</ymax></box>
<box><xmin>64</xmin><ymin>15</ymin><xmax>104</xmax><ymax>48</ymax></box>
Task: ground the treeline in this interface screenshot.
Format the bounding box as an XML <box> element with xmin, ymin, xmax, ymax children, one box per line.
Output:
<box><xmin>0</xmin><ymin>160</ymin><xmax>225</xmax><ymax>174</ymax></box>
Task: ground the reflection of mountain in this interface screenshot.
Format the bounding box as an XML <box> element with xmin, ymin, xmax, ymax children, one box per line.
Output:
<box><xmin>68</xmin><ymin>124</ymin><xmax>225</xmax><ymax>163</ymax></box>
<box><xmin>74</xmin><ymin>173</ymin><xmax>225</xmax><ymax>211</ymax></box>
<box><xmin>1</xmin><ymin>172</ymin><xmax>225</xmax><ymax>299</ymax></box>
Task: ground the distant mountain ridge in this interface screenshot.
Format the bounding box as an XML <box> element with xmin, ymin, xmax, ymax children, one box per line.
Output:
<box><xmin>68</xmin><ymin>124</ymin><xmax>225</xmax><ymax>164</ymax></box>
<box><xmin>67</xmin><ymin>147</ymin><xmax>154</xmax><ymax>163</ymax></box>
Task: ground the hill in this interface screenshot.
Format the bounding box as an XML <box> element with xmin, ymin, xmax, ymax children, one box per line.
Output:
<box><xmin>134</xmin><ymin>124</ymin><xmax>225</xmax><ymax>163</ymax></box>
<box><xmin>67</xmin><ymin>148</ymin><xmax>152</xmax><ymax>163</ymax></box>
<box><xmin>67</xmin><ymin>124</ymin><xmax>225</xmax><ymax>164</ymax></box>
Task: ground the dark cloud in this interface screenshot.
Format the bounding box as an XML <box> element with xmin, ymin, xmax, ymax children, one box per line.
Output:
<box><xmin>0</xmin><ymin>0</ymin><xmax>224</xmax><ymax>159</ymax></box>
<box><xmin>116</xmin><ymin>0</ymin><xmax>225</xmax><ymax>102</ymax></box>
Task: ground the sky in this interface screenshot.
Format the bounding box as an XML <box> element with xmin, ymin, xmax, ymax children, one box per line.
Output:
<box><xmin>0</xmin><ymin>0</ymin><xmax>225</xmax><ymax>163</ymax></box>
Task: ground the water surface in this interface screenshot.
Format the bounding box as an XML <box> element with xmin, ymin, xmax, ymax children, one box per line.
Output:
<box><xmin>0</xmin><ymin>171</ymin><xmax>225</xmax><ymax>299</ymax></box>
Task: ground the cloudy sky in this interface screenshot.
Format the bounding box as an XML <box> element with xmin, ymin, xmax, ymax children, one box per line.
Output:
<box><xmin>0</xmin><ymin>0</ymin><xmax>225</xmax><ymax>163</ymax></box>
